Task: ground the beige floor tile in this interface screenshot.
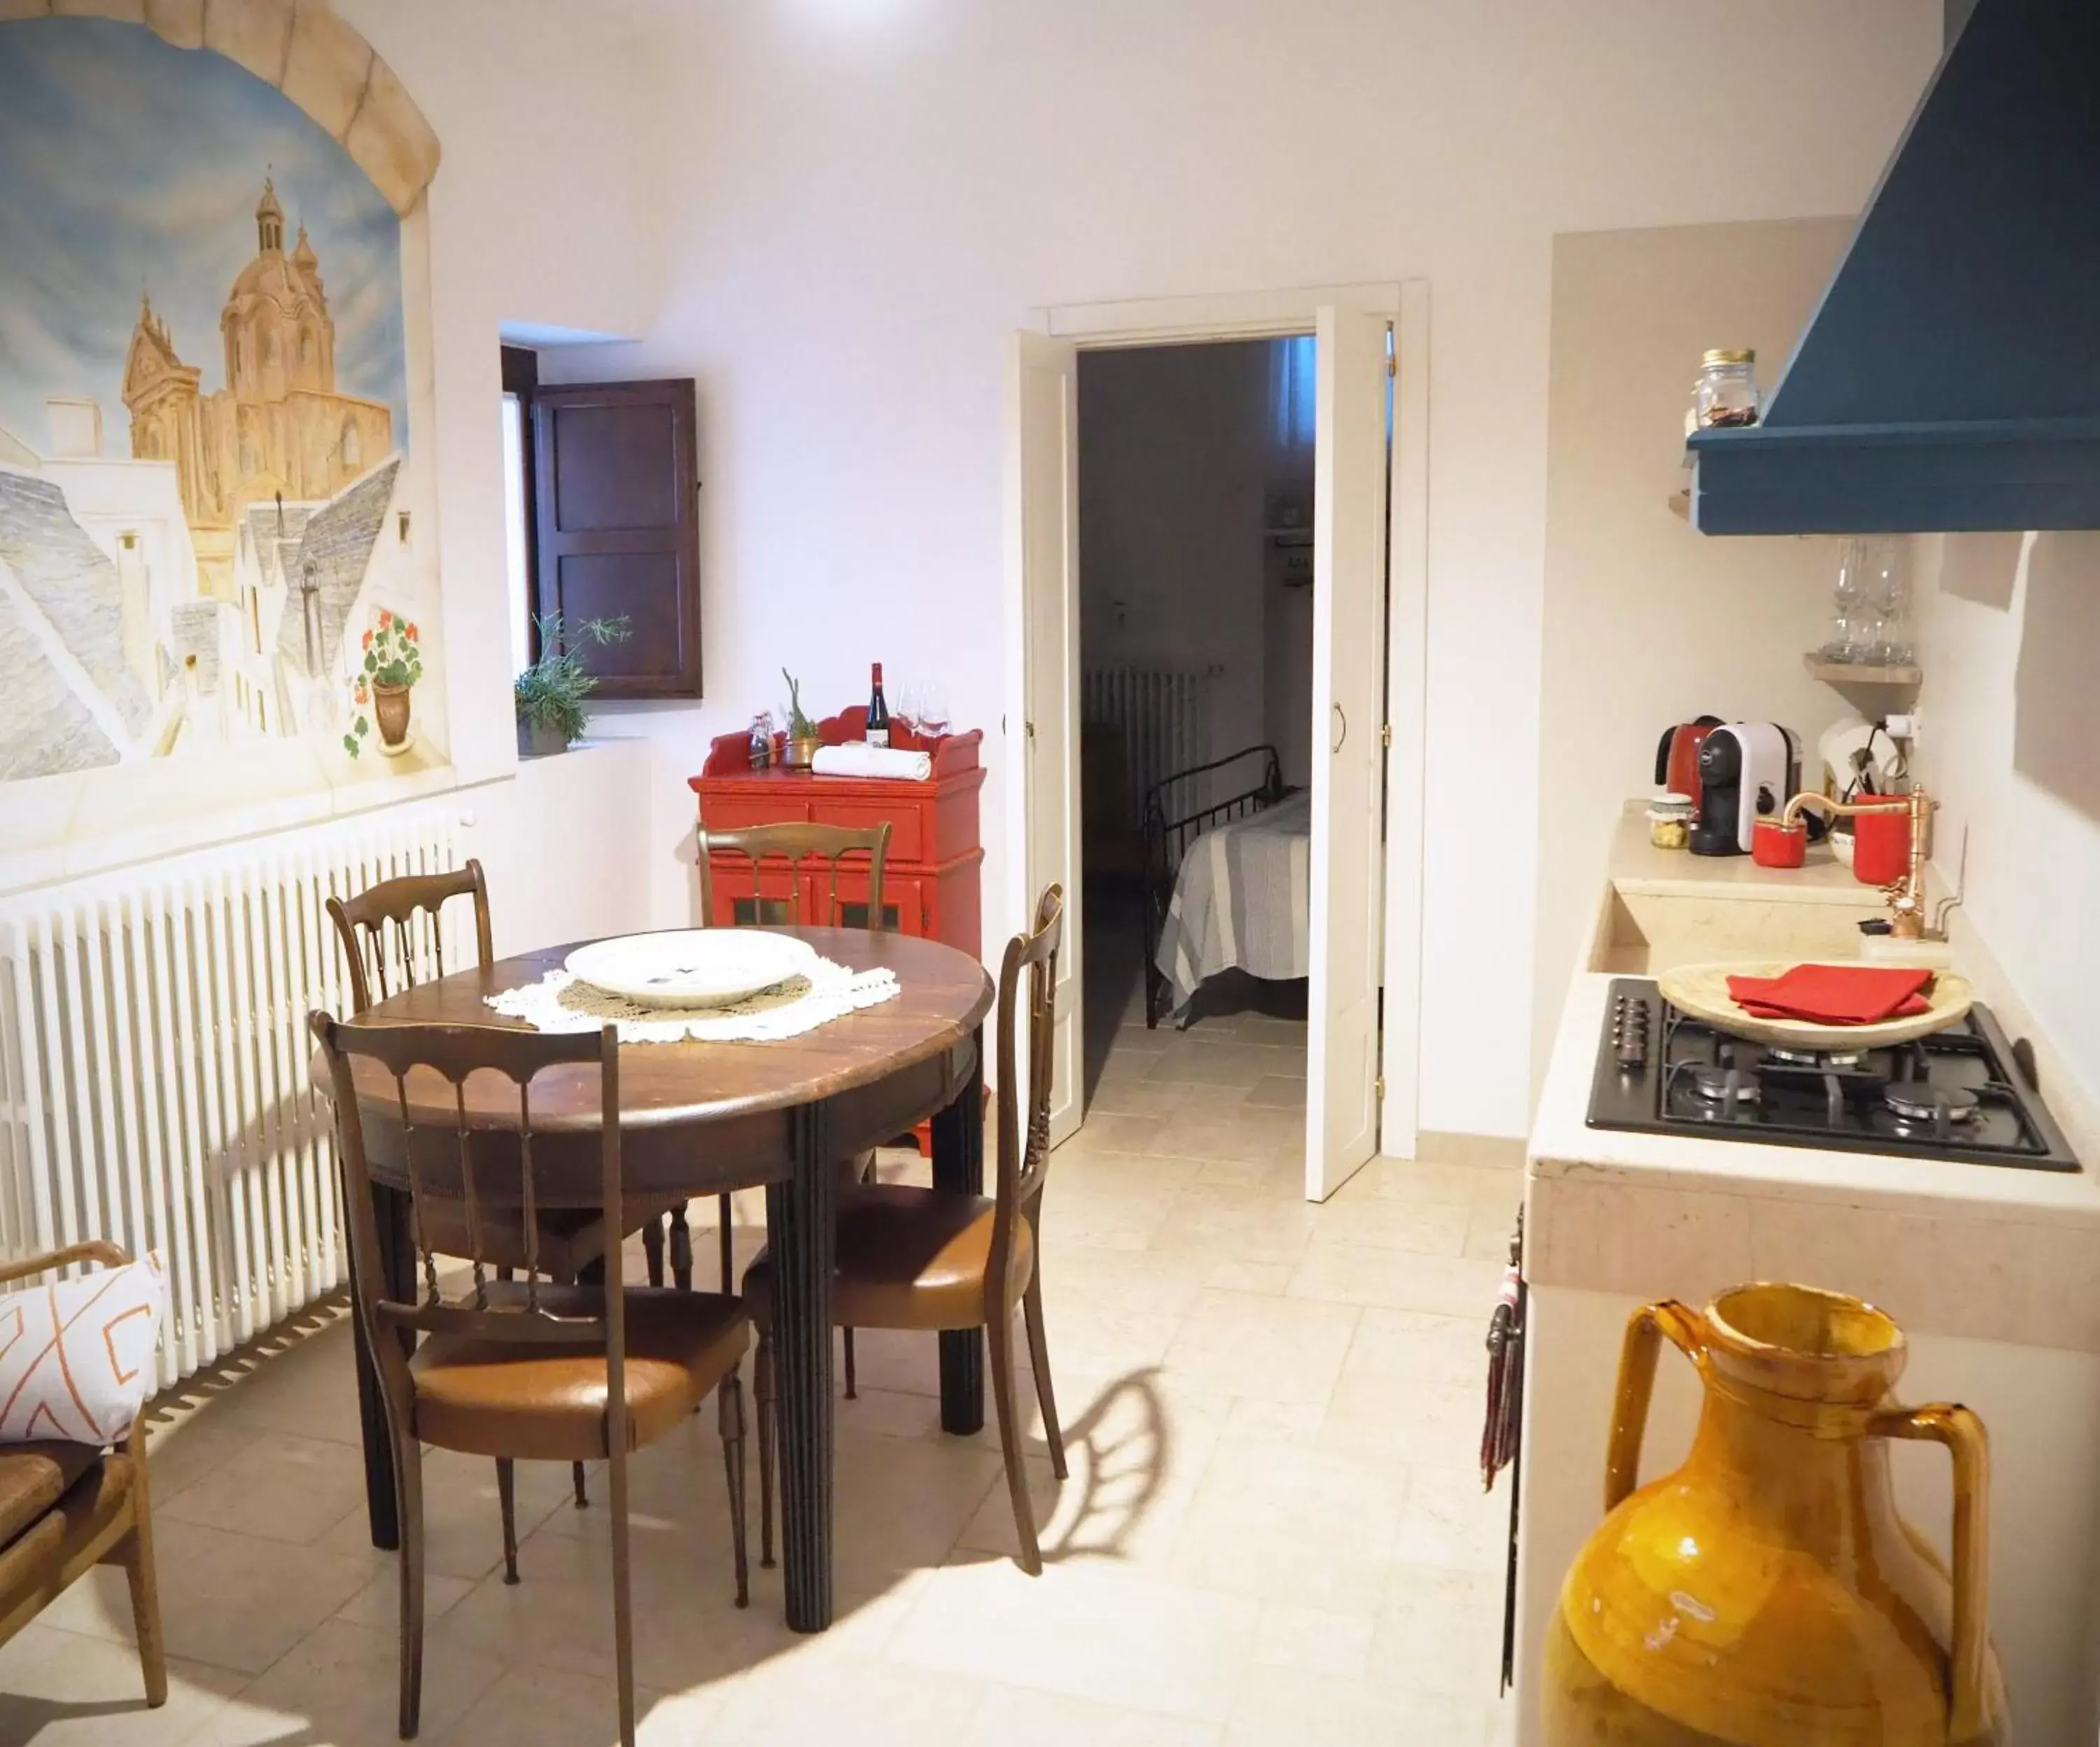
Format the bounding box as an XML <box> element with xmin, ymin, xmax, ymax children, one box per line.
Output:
<box><xmin>1149</xmin><ymin>1109</ymin><xmax>1306</xmax><ymax>1165</ymax></box>
<box><xmin>1063</xmin><ymin>1111</ymin><xmax>1170</xmax><ymax>1154</ymax></box>
<box><xmin>40</xmin><ymin>1516</ymin><xmax>377</xmax><ymax>1676</ymax></box>
<box><xmin>1310</xmin><ymin>1190</ymin><xmax>1472</xmax><ymax>1258</ymax></box>
<box><xmin>160</xmin><ymin>1428</ymin><xmax>374</xmax><ymax>1545</ymax></box>
<box><xmin>1240</xmin><ymin>1074</ymin><xmax>1307</xmax><ymax>1111</ymax></box>
<box><xmin>1160</xmin><ymin>1290</ymin><xmax>1359</xmax><ymax>1405</ymax></box>
<box><xmin>1357</xmin><ymin>1158</ymin><xmax>1521</xmax><ymax>1208</ymax></box>
<box><xmin>314</xmin><ymin>1445</ymin><xmax>579</xmax><ymax>1582</ymax></box>
<box><xmin>1151</xmin><ymin>1185</ymin><xmax>1320</xmax><ymax>1268</ymax></box>
<box><xmin>332</xmin><ymin>1563</ymin><xmax>475</xmax><ymax>1632</ymax></box>
<box><xmin>1224</xmin><ymin>1664</ymin><xmax>1496</xmax><ymax>1746</ymax></box>
<box><xmin>704</xmin><ymin>1645</ymin><xmax>986</xmax><ymax>1746</ymax></box>
<box><xmin>1146</xmin><ymin>1042</ymin><xmax>1304</xmax><ymax>1088</ymax></box>
<box><xmin>1392</xmin><ymin>1464</ymin><xmax>1513</xmax><ymax>1575</ymax></box>
<box><xmin>1203</xmin><ymin>1258</ymin><xmax>1294</xmax><ymax>1294</ymax></box>
<box><xmin>1368</xmin><ymin>1564</ymin><xmax>1508</xmax><ymax>1699</ymax></box>
<box><xmin>0</xmin><ymin>1624</ymin><xmax>244</xmax><ymax>1746</ymax></box>
<box><xmin>890</xmin><ymin>1556</ymin><xmax>1259</xmax><ymax>1722</ymax></box>
<box><xmin>1250</xmin><ymin>1599</ymin><xmax>1376</xmax><ymax>1677</ymax></box>
<box><xmin>1190</xmin><ymin>1155</ymin><xmax>1308</xmax><ymax>1194</ymax></box>
<box><xmin>195</xmin><ymin>1314</ymin><xmax>372</xmax><ymax>1447</ymax></box>
<box><xmin>1287</xmin><ymin>1244</ymin><xmax>1505</xmax><ymax>1317</ymax></box>
<box><xmin>428</xmin><ymin>1660</ymin><xmax>728</xmax><ymax>1746</ymax></box>
<box><xmin>960</xmin><ymin>1681</ymin><xmax>1223</xmax><ymax>1745</ymax></box>
<box><xmin>1166</xmin><ymin>1440</ymin><xmax>1406</xmax><ymax>1613</ymax></box>
<box><xmin>1086</xmin><ymin>1076</ymin><xmax>1204</xmax><ymax>1119</ymax></box>
<box><xmin>192</xmin><ymin>1616</ymin><xmax>505</xmax><ymax>1746</ymax></box>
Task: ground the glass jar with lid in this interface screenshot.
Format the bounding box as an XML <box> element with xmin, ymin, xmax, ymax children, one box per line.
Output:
<box><xmin>1693</xmin><ymin>349</ymin><xmax>1763</xmax><ymax>429</ymax></box>
<box><xmin>1646</xmin><ymin>794</ymin><xmax>1696</xmax><ymax>851</ymax></box>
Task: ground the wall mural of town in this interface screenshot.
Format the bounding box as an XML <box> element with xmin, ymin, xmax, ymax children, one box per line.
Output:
<box><xmin>0</xmin><ymin>15</ymin><xmax>445</xmax><ymax>874</ymax></box>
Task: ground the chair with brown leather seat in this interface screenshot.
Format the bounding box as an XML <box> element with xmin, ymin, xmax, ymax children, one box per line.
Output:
<box><xmin>312</xmin><ymin>1013</ymin><xmax>750</xmax><ymax>1747</ymax></box>
<box><xmin>0</xmin><ymin>1242</ymin><xmax>167</xmax><ymax>1716</ymax></box>
<box><xmin>328</xmin><ymin>861</ymin><xmax>689</xmax><ymax>1517</ymax></box>
<box><xmin>680</xmin><ymin>822</ymin><xmax>891</xmax><ymax>1382</ymax></box>
<box><xmin>743</xmin><ymin>883</ymin><xmax>1068</xmax><ymax>1574</ymax></box>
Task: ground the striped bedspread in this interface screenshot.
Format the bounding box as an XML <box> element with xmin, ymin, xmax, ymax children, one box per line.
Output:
<box><xmin>1154</xmin><ymin>790</ymin><xmax>1312</xmax><ymax>1012</ymax></box>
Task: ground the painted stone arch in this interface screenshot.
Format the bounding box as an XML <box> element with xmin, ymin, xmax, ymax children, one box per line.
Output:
<box><xmin>0</xmin><ymin>0</ymin><xmax>440</xmax><ymax>215</ymax></box>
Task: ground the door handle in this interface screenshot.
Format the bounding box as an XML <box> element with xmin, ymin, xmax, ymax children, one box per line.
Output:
<box><xmin>1331</xmin><ymin>703</ymin><xmax>1347</xmax><ymax>754</ymax></box>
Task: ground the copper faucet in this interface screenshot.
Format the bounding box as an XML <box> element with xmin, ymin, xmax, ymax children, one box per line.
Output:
<box><xmin>1777</xmin><ymin>785</ymin><xmax>1938</xmax><ymax>939</ymax></box>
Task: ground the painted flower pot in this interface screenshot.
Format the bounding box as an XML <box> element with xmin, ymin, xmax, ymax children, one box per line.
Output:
<box><xmin>1545</xmin><ymin>1283</ymin><xmax>2007</xmax><ymax>1747</ymax></box>
<box><xmin>372</xmin><ymin>682</ymin><xmax>412</xmax><ymax>750</ymax></box>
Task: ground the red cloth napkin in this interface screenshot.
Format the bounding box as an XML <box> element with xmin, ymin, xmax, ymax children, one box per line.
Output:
<box><xmin>1725</xmin><ymin>964</ymin><xmax>1935</xmax><ymax>1026</ymax></box>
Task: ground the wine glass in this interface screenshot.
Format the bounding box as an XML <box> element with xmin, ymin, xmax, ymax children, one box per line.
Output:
<box><xmin>1822</xmin><ymin>538</ymin><xmax>1867</xmax><ymax>662</ymax></box>
<box><xmin>914</xmin><ymin>682</ymin><xmax>952</xmax><ymax>738</ymax></box>
<box><xmin>1864</xmin><ymin>538</ymin><xmax>1912</xmax><ymax>665</ymax></box>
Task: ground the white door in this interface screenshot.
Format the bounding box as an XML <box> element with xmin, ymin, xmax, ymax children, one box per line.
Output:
<box><xmin>1305</xmin><ymin>307</ymin><xmax>1390</xmax><ymax>1201</ymax></box>
<box><xmin>1008</xmin><ymin>331</ymin><xmax>1084</xmax><ymax>1145</ymax></box>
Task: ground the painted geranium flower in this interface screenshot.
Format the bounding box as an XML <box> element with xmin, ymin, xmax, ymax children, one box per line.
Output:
<box><xmin>379</xmin><ymin>609</ymin><xmax>393</xmax><ymax>629</ymax></box>
<box><xmin>362</xmin><ymin>629</ymin><xmax>374</xmax><ymax>650</ymax></box>
<box><xmin>354</xmin><ymin>680</ymin><xmax>369</xmax><ymax>705</ymax></box>
<box><xmin>406</xmin><ymin>623</ymin><xmax>419</xmax><ymax>642</ymax></box>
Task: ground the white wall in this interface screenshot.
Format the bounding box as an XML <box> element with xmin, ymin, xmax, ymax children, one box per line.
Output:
<box><xmin>567</xmin><ymin>0</ymin><xmax>1938</xmax><ymax>1137</ymax></box>
<box><xmin>1532</xmin><ymin>220</ymin><xmax>1862</xmax><ymax>1088</ymax></box>
<box><xmin>1914</xmin><ymin>532</ymin><xmax>2100</xmax><ymax>1119</ymax></box>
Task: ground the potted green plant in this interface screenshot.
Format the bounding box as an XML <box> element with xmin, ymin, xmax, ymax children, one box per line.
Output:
<box><xmin>514</xmin><ymin>612</ymin><xmax>631</xmax><ymax>757</ymax></box>
<box><xmin>345</xmin><ymin>610</ymin><xmax>423</xmax><ymax>759</ymax></box>
<box><xmin>781</xmin><ymin>668</ymin><xmax>822</xmax><ymax>769</ymax></box>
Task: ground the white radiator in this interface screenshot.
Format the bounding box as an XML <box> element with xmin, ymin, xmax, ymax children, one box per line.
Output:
<box><xmin>1081</xmin><ymin>665</ymin><xmax>1218</xmax><ymax>825</ymax></box>
<box><xmin>0</xmin><ymin>804</ymin><xmax>464</xmax><ymax>1388</ymax></box>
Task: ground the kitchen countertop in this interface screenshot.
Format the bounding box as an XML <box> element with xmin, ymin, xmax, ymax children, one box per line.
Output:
<box><xmin>1607</xmin><ymin>798</ymin><xmax>1881</xmax><ymax>904</ymax></box>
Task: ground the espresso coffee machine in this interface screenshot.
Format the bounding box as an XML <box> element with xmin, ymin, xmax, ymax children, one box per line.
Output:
<box><xmin>1692</xmin><ymin>722</ymin><xmax>1801</xmax><ymax>856</ymax></box>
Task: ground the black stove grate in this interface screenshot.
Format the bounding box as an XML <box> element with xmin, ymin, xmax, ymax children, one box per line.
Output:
<box><xmin>1585</xmin><ymin>978</ymin><xmax>2080</xmax><ymax>1172</ymax></box>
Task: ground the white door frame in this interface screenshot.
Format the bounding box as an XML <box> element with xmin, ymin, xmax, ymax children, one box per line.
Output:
<box><xmin>1002</xmin><ymin>279</ymin><xmax>1430</xmax><ymax>1158</ymax></box>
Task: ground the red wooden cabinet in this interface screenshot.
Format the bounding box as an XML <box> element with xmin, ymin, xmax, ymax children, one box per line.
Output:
<box><xmin>688</xmin><ymin>724</ymin><xmax>985</xmax><ymax>959</ymax></box>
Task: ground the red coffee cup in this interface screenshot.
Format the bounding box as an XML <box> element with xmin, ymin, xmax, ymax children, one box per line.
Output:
<box><xmin>1854</xmin><ymin>808</ymin><xmax>1911</xmax><ymax>886</ymax></box>
<box><xmin>1752</xmin><ymin>818</ymin><xmax>1806</xmax><ymax>868</ymax></box>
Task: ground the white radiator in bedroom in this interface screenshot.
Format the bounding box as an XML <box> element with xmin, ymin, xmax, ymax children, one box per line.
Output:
<box><xmin>1082</xmin><ymin>665</ymin><xmax>1218</xmax><ymax>821</ymax></box>
<box><xmin>0</xmin><ymin>804</ymin><xmax>464</xmax><ymax>1388</ymax></box>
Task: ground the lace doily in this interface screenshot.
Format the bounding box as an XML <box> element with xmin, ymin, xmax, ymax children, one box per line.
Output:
<box><xmin>485</xmin><ymin>957</ymin><xmax>901</xmax><ymax>1044</ymax></box>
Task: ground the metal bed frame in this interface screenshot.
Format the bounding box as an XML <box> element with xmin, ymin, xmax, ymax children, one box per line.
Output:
<box><xmin>1140</xmin><ymin>743</ymin><xmax>1287</xmax><ymax>1029</ymax></box>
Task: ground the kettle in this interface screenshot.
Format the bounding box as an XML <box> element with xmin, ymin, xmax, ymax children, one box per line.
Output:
<box><xmin>1654</xmin><ymin>717</ymin><xmax>1724</xmax><ymax>811</ymax></box>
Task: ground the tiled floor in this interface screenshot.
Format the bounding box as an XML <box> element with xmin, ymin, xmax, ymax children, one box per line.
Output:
<box><xmin>0</xmin><ymin>971</ymin><xmax>1524</xmax><ymax>1745</ymax></box>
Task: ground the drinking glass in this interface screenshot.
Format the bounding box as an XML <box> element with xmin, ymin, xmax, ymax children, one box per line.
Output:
<box><xmin>1821</xmin><ymin>538</ymin><xmax>1868</xmax><ymax>662</ymax></box>
<box><xmin>1865</xmin><ymin>538</ymin><xmax>1912</xmax><ymax>665</ymax></box>
<box><xmin>915</xmin><ymin>682</ymin><xmax>952</xmax><ymax>738</ymax></box>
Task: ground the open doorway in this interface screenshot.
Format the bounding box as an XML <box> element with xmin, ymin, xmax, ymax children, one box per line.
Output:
<box><xmin>1009</xmin><ymin>290</ymin><xmax>1424</xmax><ymax>1200</ymax></box>
<box><xmin>1075</xmin><ymin>338</ymin><xmax>1317</xmax><ymax>1115</ymax></box>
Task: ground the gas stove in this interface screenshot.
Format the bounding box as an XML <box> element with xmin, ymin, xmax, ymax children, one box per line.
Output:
<box><xmin>1586</xmin><ymin>977</ymin><xmax>2080</xmax><ymax>1171</ymax></box>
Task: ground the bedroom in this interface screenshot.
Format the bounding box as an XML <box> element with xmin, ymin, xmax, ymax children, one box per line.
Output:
<box><xmin>1075</xmin><ymin>335</ymin><xmax>1322</xmax><ymax>1142</ymax></box>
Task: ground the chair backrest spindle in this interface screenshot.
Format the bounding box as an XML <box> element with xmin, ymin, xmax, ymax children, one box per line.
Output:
<box><xmin>989</xmin><ymin>885</ymin><xmax>1064</xmax><ymax>1302</ymax></box>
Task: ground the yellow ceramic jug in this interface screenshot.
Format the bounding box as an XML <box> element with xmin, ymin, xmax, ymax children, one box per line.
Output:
<box><xmin>1544</xmin><ymin>1282</ymin><xmax>2008</xmax><ymax>1746</ymax></box>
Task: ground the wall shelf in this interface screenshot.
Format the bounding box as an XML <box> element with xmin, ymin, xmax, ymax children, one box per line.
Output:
<box><xmin>1802</xmin><ymin>655</ymin><xmax>1921</xmax><ymax>687</ymax></box>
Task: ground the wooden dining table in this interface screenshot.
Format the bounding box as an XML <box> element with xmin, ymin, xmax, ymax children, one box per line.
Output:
<box><xmin>321</xmin><ymin>925</ymin><xmax>996</xmax><ymax>1633</ymax></box>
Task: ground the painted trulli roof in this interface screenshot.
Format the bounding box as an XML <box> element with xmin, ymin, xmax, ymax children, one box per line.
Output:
<box><xmin>0</xmin><ymin>472</ymin><xmax>155</xmax><ymax>741</ymax></box>
<box><xmin>0</xmin><ymin>586</ymin><xmax>117</xmax><ymax>780</ymax></box>
<box><xmin>275</xmin><ymin>456</ymin><xmax>400</xmax><ymax>680</ymax></box>
<box><xmin>246</xmin><ymin>499</ymin><xmax>318</xmax><ymax>587</ymax></box>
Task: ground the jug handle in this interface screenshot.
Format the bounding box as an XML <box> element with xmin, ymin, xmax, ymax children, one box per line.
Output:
<box><xmin>1604</xmin><ymin>1300</ymin><xmax>1707</xmax><ymax>1513</ymax></box>
<box><xmin>1870</xmin><ymin>1404</ymin><xmax>1992</xmax><ymax>1745</ymax></box>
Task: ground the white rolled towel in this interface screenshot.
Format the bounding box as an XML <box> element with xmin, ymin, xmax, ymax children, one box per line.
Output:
<box><xmin>810</xmin><ymin>743</ymin><xmax>933</xmax><ymax>781</ymax></box>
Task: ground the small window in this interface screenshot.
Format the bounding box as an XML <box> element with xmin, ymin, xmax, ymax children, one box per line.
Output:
<box><xmin>341</xmin><ymin>421</ymin><xmax>360</xmax><ymax>469</ymax></box>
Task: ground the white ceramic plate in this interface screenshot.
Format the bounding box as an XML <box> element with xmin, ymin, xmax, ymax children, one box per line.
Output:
<box><xmin>564</xmin><ymin>930</ymin><xmax>820</xmax><ymax>1009</ymax></box>
<box><xmin>1658</xmin><ymin>960</ymin><xmax>1974</xmax><ymax>1051</ymax></box>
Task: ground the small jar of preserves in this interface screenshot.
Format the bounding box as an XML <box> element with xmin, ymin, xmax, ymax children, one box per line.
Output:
<box><xmin>1646</xmin><ymin>794</ymin><xmax>1695</xmax><ymax>851</ymax></box>
<box><xmin>1693</xmin><ymin>349</ymin><xmax>1762</xmax><ymax>429</ymax></box>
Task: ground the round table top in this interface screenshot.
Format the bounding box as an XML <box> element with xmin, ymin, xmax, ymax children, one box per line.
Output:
<box><xmin>333</xmin><ymin>926</ymin><xmax>995</xmax><ymax>1132</ymax></box>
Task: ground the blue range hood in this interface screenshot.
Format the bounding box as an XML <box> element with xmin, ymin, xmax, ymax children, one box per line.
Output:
<box><xmin>1688</xmin><ymin>0</ymin><xmax>2100</xmax><ymax>535</ymax></box>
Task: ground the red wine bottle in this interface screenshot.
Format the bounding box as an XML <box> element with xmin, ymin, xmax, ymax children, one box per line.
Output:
<box><xmin>867</xmin><ymin>661</ymin><xmax>890</xmax><ymax>748</ymax></box>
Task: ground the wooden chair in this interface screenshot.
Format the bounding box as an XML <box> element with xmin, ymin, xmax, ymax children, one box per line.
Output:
<box><xmin>312</xmin><ymin>1013</ymin><xmax>751</xmax><ymax>1746</ymax></box>
<box><xmin>327</xmin><ymin>861</ymin><xmax>692</xmax><ymax>1515</ymax></box>
<box><xmin>685</xmin><ymin>823</ymin><xmax>891</xmax><ymax>1387</ymax></box>
<box><xmin>743</xmin><ymin>883</ymin><xmax>1067</xmax><ymax>1574</ymax></box>
<box><xmin>0</xmin><ymin>1242</ymin><xmax>167</xmax><ymax>1713</ymax></box>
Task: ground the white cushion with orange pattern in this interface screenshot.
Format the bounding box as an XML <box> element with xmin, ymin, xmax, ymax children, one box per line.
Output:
<box><xmin>0</xmin><ymin>1254</ymin><xmax>165</xmax><ymax>1445</ymax></box>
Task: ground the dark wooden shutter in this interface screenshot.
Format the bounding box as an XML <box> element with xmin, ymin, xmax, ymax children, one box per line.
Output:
<box><xmin>531</xmin><ymin>378</ymin><xmax>701</xmax><ymax>698</ymax></box>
